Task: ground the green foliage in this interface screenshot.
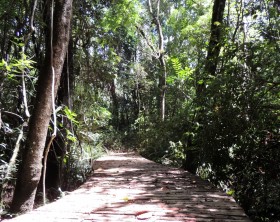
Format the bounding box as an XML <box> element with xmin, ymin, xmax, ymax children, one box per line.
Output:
<box><xmin>138</xmin><ymin>122</ymin><xmax>171</xmax><ymax>162</ymax></box>
<box><xmin>63</xmin><ymin>106</ymin><xmax>79</xmax><ymax>125</ymax></box>
<box><xmin>101</xmin><ymin>0</ymin><xmax>142</xmax><ymax>35</ymax></box>
<box><xmin>62</xmin><ymin>140</ymin><xmax>105</xmax><ymax>190</ymax></box>
<box><xmin>167</xmin><ymin>57</ymin><xmax>194</xmax><ymax>84</ymax></box>
<box><xmin>193</xmin><ymin>9</ymin><xmax>280</xmax><ymax>219</ymax></box>
<box><xmin>162</xmin><ymin>141</ymin><xmax>185</xmax><ymax>166</ymax></box>
<box><xmin>233</xmin><ymin>131</ymin><xmax>280</xmax><ymax>221</ymax></box>
<box><xmin>65</xmin><ymin>129</ymin><xmax>77</xmax><ymax>142</ymax></box>
<box><xmin>0</xmin><ymin>53</ymin><xmax>35</xmax><ymax>79</ymax></box>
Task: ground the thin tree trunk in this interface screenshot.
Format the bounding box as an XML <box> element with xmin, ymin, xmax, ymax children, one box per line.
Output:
<box><xmin>110</xmin><ymin>80</ymin><xmax>119</xmax><ymax>129</ymax></box>
<box><xmin>159</xmin><ymin>55</ymin><xmax>167</xmax><ymax>121</ymax></box>
<box><xmin>11</xmin><ymin>0</ymin><xmax>72</xmax><ymax>213</ymax></box>
<box><xmin>147</xmin><ymin>0</ymin><xmax>167</xmax><ymax>121</ymax></box>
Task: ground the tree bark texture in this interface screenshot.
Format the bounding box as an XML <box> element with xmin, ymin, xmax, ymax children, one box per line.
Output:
<box><xmin>197</xmin><ymin>0</ymin><xmax>226</xmax><ymax>96</ymax></box>
<box><xmin>11</xmin><ymin>0</ymin><xmax>73</xmax><ymax>213</ymax></box>
<box><xmin>51</xmin><ymin>33</ymin><xmax>75</xmax><ymax>190</ymax></box>
<box><xmin>205</xmin><ymin>0</ymin><xmax>226</xmax><ymax>76</ymax></box>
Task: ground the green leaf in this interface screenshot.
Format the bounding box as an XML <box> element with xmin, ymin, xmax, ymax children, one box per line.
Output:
<box><xmin>63</xmin><ymin>157</ymin><xmax>67</xmax><ymax>164</ymax></box>
<box><xmin>166</xmin><ymin>76</ymin><xmax>176</xmax><ymax>84</ymax></box>
<box><xmin>214</xmin><ymin>21</ymin><xmax>221</xmax><ymax>26</ymax></box>
<box><xmin>0</xmin><ymin>59</ymin><xmax>6</xmax><ymax>67</ymax></box>
<box><xmin>6</xmin><ymin>64</ymin><xmax>11</xmax><ymax>71</ymax></box>
<box><xmin>63</xmin><ymin>106</ymin><xmax>79</xmax><ymax>125</ymax></box>
<box><xmin>66</xmin><ymin>129</ymin><xmax>77</xmax><ymax>142</ymax></box>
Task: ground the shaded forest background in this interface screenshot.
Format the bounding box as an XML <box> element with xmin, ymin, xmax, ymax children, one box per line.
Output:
<box><xmin>0</xmin><ymin>0</ymin><xmax>279</xmax><ymax>221</ymax></box>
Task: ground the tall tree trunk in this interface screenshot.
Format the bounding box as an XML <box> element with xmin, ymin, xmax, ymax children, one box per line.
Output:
<box><xmin>197</xmin><ymin>0</ymin><xmax>226</xmax><ymax>96</ymax></box>
<box><xmin>11</xmin><ymin>0</ymin><xmax>72</xmax><ymax>213</ymax></box>
<box><xmin>44</xmin><ymin>33</ymin><xmax>74</xmax><ymax>190</ymax></box>
<box><xmin>159</xmin><ymin>55</ymin><xmax>167</xmax><ymax>121</ymax></box>
<box><xmin>59</xmin><ymin>33</ymin><xmax>74</xmax><ymax>189</ymax></box>
<box><xmin>205</xmin><ymin>0</ymin><xmax>226</xmax><ymax>77</ymax></box>
<box><xmin>187</xmin><ymin>0</ymin><xmax>226</xmax><ymax>174</ymax></box>
<box><xmin>147</xmin><ymin>0</ymin><xmax>167</xmax><ymax>121</ymax></box>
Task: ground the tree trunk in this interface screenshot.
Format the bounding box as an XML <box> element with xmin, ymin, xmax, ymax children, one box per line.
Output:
<box><xmin>205</xmin><ymin>0</ymin><xmax>226</xmax><ymax>77</ymax></box>
<box><xmin>147</xmin><ymin>0</ymin><xmax>167</xmax><ymax>121</ymax></box>
<box><xmin>159</xmin><ymin>55</ymin><xmax>167</xmax><ymax>121</ymax></box>
<box><xmin>11</xmin><ymin>0</ymin><xmax>72</xmax><ymax>213</ymax></box>
<box><xmin>110</xmin><ymin>79</ymin><xmax>119</xmax><ymax>129</ymax></box>
<box><xmin>57</xmin><ymin>32</ymin><xmax>74</xmax><ymax>188</ymax></box>
<box><xmin>189</xmin><ymin>0</ymin><xmax>226</xmax><ymax>174</ymax></box>
<box><xmin>197</xmin><ymin>0</ymin><xmax>226</xmax><ymax>96</ymax></box>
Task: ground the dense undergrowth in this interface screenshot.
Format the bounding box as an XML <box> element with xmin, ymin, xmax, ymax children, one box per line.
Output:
<box><xmin>133</xmin><ymin>114</ymin><xmax>280</xmax><ymax>222</ymax></box>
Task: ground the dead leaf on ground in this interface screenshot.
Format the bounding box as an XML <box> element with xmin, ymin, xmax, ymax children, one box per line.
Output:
<box><xmin>160</xmin><ymin>186</ymin><xmax>169</xmax><ymax>191</ymax></box>
<box><xmin>135</xmin><ymin>211</ymin><xmax>153</xmax><ymax>220</ymax></box>
<box><xmin>135</xmin><ymin>210</ymin><xmax>149</xmax><ymax>216</ymax></box>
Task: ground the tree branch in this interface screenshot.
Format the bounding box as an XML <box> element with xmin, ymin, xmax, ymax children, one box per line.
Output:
<box><xmin>136</xmin><ymin>25</ymin><xmax>159</xmax><ymax>58</ymax></box>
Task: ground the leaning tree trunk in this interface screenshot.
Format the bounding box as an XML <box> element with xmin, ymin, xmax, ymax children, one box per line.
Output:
<box><xmin>48</xmin><ymin>33</ymin><xmax>75</xmax><ymax>190</ymax></box>
<box><xmin>11</xmin><ymin>0</ymin><xmax>72</xmax><ymax>213</ymax></box>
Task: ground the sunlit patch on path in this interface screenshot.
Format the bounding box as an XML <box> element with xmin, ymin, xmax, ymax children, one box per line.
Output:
<box><xmin>4</xmin><ymin>152</ymin><xmax>250</xmax><ymax>221</ymax></box>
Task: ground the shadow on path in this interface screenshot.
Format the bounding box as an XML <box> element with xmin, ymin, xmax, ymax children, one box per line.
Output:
<box><xmin>3</xmin><ymin>152</ymin><xmax>250</xmax><ymax>222</ymax></box>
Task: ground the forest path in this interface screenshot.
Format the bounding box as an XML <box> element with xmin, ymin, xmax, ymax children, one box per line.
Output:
<box><xmin>4</xmin><ymin>152</ymin><xmax>250</xmax><ymax>222</ymax></box>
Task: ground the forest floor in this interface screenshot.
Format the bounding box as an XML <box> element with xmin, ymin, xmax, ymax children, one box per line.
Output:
<box><xmin>2</xmin><ymin>152</ymin><xmax>250</xmax><ymax>222</ymax></box>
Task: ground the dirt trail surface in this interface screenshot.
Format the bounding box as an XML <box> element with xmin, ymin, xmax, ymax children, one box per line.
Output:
<box><xmin>3</xmin><ymin>152</ymin><xmax>250</xmax><ymax>222</ymax></box>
